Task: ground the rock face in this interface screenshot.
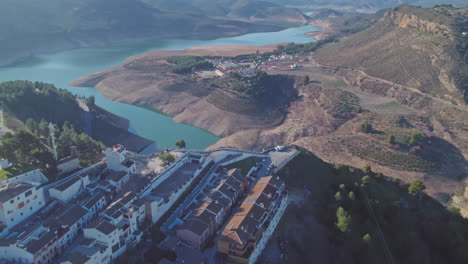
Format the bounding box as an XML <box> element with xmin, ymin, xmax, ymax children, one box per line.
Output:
<box><xmin>385</xmin><ymin>9</ymin><xmax>451</xmax><ymax>34</ymax></box>
<box><xmin>314</xmin><ymin>5</ymin><xmax>468</xmax><ymax>105</ymax></box>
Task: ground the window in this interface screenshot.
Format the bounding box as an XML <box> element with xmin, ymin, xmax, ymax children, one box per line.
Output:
<box><xmin>10</xmin><ymin>218</ymin><xmax>14</xmax><ymax>222</ymax></box>
<box><xmin>30</xmin><ymin>207</ymin><xmax>33</xmax><ymax>211</ymax></box>
<box><xmin>10</xmin><ymin>200</ymin><xmax>14</xmax><ymax>204</ymax></box>
<box><xmin>25</xmin><ymin>190</ymin><xmax>32</xmax><ymax>197</ymax></box>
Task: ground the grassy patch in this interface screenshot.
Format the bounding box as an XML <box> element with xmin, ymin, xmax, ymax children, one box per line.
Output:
<box><xmin>166</xmin><ymin>56</ymin><xmax>213</xmax><ymax>74</ymax></box>
<box><xmin>226</xmin><ymin>156</ymin><xmax>261</xmax><ymax>175</ymax></box>
<box><xmin>0</xmin><ymin>163</ymin><xmax>35</xmax><ymax>180</ymax></box>
<box><xmin>341</xmin><ymin>136</ymin><xmax>437</xmax><ymax>172</ymax></box>
<box><xmin>333</xmin><ymin>91</ymin><xmax>361</xmax><ymax>114</ymax></box>
<box><xmin>4</xmin><ymin>112</ymin><xmax>26</xmax><ymax>131</ymax></box>
<box><xmin>335</xmin><ymin>80</ymin><xmax>348</xmax><ymax>87</ymax></box>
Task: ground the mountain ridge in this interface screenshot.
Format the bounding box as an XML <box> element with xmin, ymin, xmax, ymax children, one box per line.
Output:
<box><xmin>0</xmin><ymin>0</ymin><xmax>307</xmax><ymax>66</ymax></box>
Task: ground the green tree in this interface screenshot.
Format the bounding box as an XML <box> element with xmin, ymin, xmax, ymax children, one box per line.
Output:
<box><xmin>408</xmin><ymin>180</ymin><xmax>426</xmax><ymax>195</ymax></box>
<box><xmin>0</xmin><ymin>130</ymin><xmax>54</xmax><ymax>172</ymax></box>
<box><xmin>348</xmin><ymin>191</ymin><xmax>356</xmax><ymax>200</ymax></box>
<box><xmin>333</xmin><ymin>164</ymin><xmax>343</xmax><ymax>174</ymax></box>
<box><xmin>335</xmin><ymin>191</ymin><xmax>343</xmax><ymax>201</ymax></box>
<box><xmin>175</xmin><ymin>139</ymin><xmax>186</xmax><ymax>149</ymax></box>
<box><xmin>336</xmin><ymin>207</ymin><xmax>352</xmax><ymax>232</ymax></box>
<box><xmin>388</xmin><ymin>135</ymin><xmax>396</xmax><ymax>145</ymax></box>
<box><xmin>339</xmin><ymin>184</ymin><xmax>346</xmax><ymax>190</ymax></box>
<box><xmin>362</xmin><ymin>175</ymin><xmax>371</xmax><ymax>186</ymax></box>
<box><xmin>79</xmin><ymin>152</ymin><xmax>97</xmax><ymax>168</ymax></box>
<box><xmin>362</xmin><ymin>233</ymin><xmax>372</xmax><ymax>244</ymax></box>
<box><xmin>85</xmin><ymin>96</ymin><xmax>95</xmax><ymax>108</ymax></box>
<box><xmin>25</xmin><ymin>118</ymin><xmax>38</xmax><ymax>133</ymax></box>
<box><xmin>410</xmin><ymin>132</ymin><xmax>424</xmax><ymax>145</ymax></box>
<box><xmin>448</xmin><ymin>205</ymin><xmax>462</xmax><ymax>216</ymax></box>
<box><xmin>37</xmin><ymin>120</ymin><xmax>49</xmax><ymax>139</ymax></box>
<box><xmin>159</xmin><ymin>152</ymin><xmax>176</xmax><ymax>166</ymax></box>
<box><xmin>360</xmin><ymin>121</ymin><xmax>372</xmax><ymax>133</ymax></box>
<box><xmin>303</xmin><ymin>75</ymin><xmax>310</xmax><ymax>86</ymax></box>
<box><xmin>363</xmin><ymin>164</ymin><xmax>372</xmax><ymax>174</ymax></box>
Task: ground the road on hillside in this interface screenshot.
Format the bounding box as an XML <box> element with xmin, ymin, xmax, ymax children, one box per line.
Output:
<box><xmin>308</xmin><ymin>55</ymin><xmax>467</xmax><ymax>112</ymax></box>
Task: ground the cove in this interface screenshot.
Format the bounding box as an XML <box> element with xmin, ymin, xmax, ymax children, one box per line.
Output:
<box><xmin>0</xmin><ymin>25</ymin><xmax>317</xmax><ymax>153</ymax></box>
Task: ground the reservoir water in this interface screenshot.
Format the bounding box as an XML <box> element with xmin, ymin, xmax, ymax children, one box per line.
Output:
<box><xmin>0</xmin><ymin>25</ymin><xmax>316</xmax><ymax>153</ymax></box>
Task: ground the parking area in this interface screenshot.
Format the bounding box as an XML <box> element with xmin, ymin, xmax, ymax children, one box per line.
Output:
<box><xmin>268</xmin><ymin>148</ymin><xmax>299</xmax><ymax>172</ymax></box>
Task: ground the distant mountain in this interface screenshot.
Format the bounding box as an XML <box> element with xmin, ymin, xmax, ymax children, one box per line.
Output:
<box><xmin>314</xmin><ymin>4</ymin><xmax>468</xmax><ymax>104</ymax></box>
<box><xmin>0</xmin><ymin>0</ymin><xmax>306</xmax><ymax>66</ymax></box>
<box><xmin>141</xmin><ymin>0</ymin><xmax>307</xmax><ymax>22</ymax></box>
<box><xmin>262</xmin><ymin>0</ymin><xmax>467</xmax><ymax>10</ymax></box>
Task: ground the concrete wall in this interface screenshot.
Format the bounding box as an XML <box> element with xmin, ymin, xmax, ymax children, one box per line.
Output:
<box><xmin>249</xmin><ymin>195</ymin><xmax>288</xmax><ymax>264</ymax></box>
<box><xmin>57</xmin><ymin>158</ymin><xmax>79</xmax><ymax>175</ymax></box>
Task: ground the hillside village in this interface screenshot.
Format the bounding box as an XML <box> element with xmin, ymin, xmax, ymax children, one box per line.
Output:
<box><xmin>0</xmin><ymin>144</ymin><xmax>298</xmax><ymax>264</ymax></box>
<box><xmin>199</xmin><ymin>52</ymin><xmax>311</xmax><ymax>78</ymax></box>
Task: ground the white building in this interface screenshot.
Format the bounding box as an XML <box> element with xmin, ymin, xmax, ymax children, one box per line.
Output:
<box><xmin>106</xmin><ymin>170</ymin><xmax>130</xmax><ymax>193</ymax></box>
<box><xmin>61</xmin><ymin>239</ymin><xmax>111</xmax><ymax>264</ymax></box>
<box><xmin>82</xmin><ymin>191</ymin><xmax>107</xmax><ymax>220</ymax></box>
<box><xmin>0</xmin><ymin>182</ymin><xmax>45</xmax><ymax>235</ymax></box>
<box><xmin>49</xmin><ymin>175</ymin><xmax>90</xmax><ymax>202</ymax></box>
<box><xmin>0</xmin><ymin>204</ymin><xmax>90</xmax><ymax>264</ymax></box>
<box><xmin>0</xmin><ymin>159</ymin><xmax>10</xmax><ymax>169</ymax></box>
<box><xmin>105</xmin><ymin>145</ymin><xmax>136</xmax><ymax>175</ymax></box>
<box><xmin>83</xmin><ymin>221</ymin><xmax>123</xmax><ymax>259</ymax></box>
<box><xmin>83</xmin><ymin>192</ymin><xmax>145</xmax><ymax>260</ymax></box>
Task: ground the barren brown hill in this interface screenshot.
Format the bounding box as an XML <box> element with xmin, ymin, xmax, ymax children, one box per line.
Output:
<box><xmin>71</xmin><ymin>6</ymin><xmax>468</xmax><ymax>202</ymax></box>
<box><xmin>314</xmin><ymin>5</ymin><xmax>468</xmax><ymax>105</ymax></box>
<box><xmin>70</xmin><ymin>44</ymin><xmax>295</xmax><ymax>137</ymax></box>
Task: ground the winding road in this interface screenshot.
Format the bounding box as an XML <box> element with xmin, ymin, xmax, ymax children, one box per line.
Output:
<box><xmin>308</xmin><ymin>55</ymin><xmax>468</xmax><ymax>113</ymax></box>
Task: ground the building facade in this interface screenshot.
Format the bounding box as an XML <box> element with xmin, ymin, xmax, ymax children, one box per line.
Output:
<box><xmin>0</xmin><ymin>182</ymin><xmax>45</xmax><ymax>234</ymax></box>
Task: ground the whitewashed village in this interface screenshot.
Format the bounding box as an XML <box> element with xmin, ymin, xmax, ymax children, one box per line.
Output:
<box><xmin>0</xmin><ymin>142</ymin><xmax>298</xmax><ymax>264</ymax></box>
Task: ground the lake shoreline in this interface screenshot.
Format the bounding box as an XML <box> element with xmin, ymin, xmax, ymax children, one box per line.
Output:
<box><xmin>0</xmin><ymin>24</ymin><xmax>296</xmax><ymax>68</ymax></box>
<box><xmin>0</xmin><ymin>25</ymin><xmax>316</xmax><ymax>151</ymax></box>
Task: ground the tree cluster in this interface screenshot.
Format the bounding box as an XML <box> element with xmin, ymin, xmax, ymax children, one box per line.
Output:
<box><xmin>0</xmin><ymin>81</ymin><xmax>84</xmax><ymax>129</ymax></box>
<box><xmin>159</xmin><ymin>152</ymin><xmax>176</xmax><ymax>166</ymax></box>
<box><xmin>360</xmin><ymin>121</ymin><xmax>373</xmax><ymax>133</ymax></box>
<box><xmin>166</xmin><ymin>56</ymin><xmax>213</xmax><ymax>74</ymax></box>
<box><xmin>0</xmin><ymin>131</ymin><xmax>55</xmax><ymax>174</ymax></box>
<box><xmin>25</xmin><ymin>119</ymin><xmax>103</xmax><ymax>160</ymax></box>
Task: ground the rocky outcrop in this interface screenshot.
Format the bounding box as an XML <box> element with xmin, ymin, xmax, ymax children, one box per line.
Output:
<box><xmin>384</xmin><ymin>9</ymin><xmax>451</xmax><ymax>35</ymax></box>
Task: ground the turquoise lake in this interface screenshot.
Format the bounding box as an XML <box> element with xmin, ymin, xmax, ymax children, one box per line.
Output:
<box><xmin>0</xmin><ymin>25</ymin><xmax>317</xmax><ymax>153</ymax></box>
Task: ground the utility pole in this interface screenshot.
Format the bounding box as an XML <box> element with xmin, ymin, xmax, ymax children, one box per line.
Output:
<box><xmin>49</xmin><ymin>123</ymin><xmax>58</xmax><ymax>161</ymax></box>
